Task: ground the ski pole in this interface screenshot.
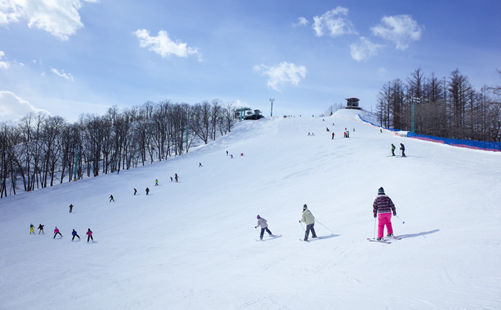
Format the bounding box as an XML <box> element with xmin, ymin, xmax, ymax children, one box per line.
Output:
<box><xmin>373</xmin><ymin>217</ymin><xmax>377</xmax><ymax>239</ymax></box>
<box><xmin>395</xmin><ymin>215</ymin><xmax>405</xmax><ymax>224</ymax></box>
<box><xmin>316</xmin><ymin>219</ymin><xmax>334</xmax><ymax>234</ymax></box>
<box><xmin>298</xmin><ymin>222</ymin><xmax>305</xmax><ymax>231</ymax></box>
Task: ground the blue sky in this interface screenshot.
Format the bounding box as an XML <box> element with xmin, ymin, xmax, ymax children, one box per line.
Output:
<box><xmin>0</xmin><ymin>0</ymin><xmax>500</xmax><ymax>121</ymax></box>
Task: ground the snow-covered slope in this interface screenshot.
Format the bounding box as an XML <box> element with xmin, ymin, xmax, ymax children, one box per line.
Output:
<box><xmin>1</xmin><ymin>109</ymin><xmax>500</xmax><ymax>309</ymax></box>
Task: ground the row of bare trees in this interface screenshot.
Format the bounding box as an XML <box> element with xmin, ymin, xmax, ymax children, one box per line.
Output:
<box><xmin>376</xmin><ymin>69</ymin><xmax>501</xmax><ymax>142</ymax></box>
<box><xmin>0</xmin><ymin>100</ymin><xmax>236</xmax><ymax>198</ymax></box>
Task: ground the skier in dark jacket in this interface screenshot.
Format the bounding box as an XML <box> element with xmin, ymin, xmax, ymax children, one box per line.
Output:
<box><xmin>174</xmin><ymin>173</ymin><xmax>179</xmax><ymax>183</ymax></box>
<box><xmin>69</xmin><ymin>204</ymin><xmax>74</xmax><ymax>213</ymax></box>
<box><xmin>134</xmin><ymin>188</ymin><xmax>137</xmax><ymax>195</ymax></box>
<box><xmin>146</xmin><ymin>187</ymin><xmax>150</xmax><ymax>195</ymax></box>
<box><xmin>38</xmin><ymin>224</ymin><xmax>44</xmax><ymax>234</ymax></box>
<box><xmin>86</xmin><ymin>228</ymin><xmax>94</xmax><ymax>242</ymax></box>
<box><xmin>391</xmin><ymin>144</ymin><xmax>396</xmax><ymax>156</ymax></box>
<box><xmin>373</xmin><ymin>187</ymin><xmax>397</xmax><ymax>240</ymax></box>
<box><xmin>400</xmin><ymin>143</ymin><xmax>406</xmax><ymax>157</ymax></box>
<box><xmin>109</xmin><ymin>194</ymin><xmax>114</xmax><ymax>202</ymax></box>
<box><xmin>71</xmin><ymin>229</ymin><xmax>80</xmax><ymax>241</ymax></box>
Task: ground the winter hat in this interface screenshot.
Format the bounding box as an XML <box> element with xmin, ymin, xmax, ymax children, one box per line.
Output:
<box><xmin>257</xmin><ymin>215</ymin><xmax>260</xmax><ymax>219</ymax></box>
<box><xmin>378</xmin><ymin>187</ymin><xmax>385</xmax><ymax>195</ymax></box>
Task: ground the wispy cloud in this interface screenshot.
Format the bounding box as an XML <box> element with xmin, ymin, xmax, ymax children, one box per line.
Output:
<box><xmin>293</xmin><ymin>17</ymin><xmax>309</xmax><ymax>27</ymax></box>
<box><xmin>0</xmin><ymin>51</ymin><xmax>9</xmax><ymax>69</ymax></box>
<box><xmin>371</xmin><ymin>15</ymin><xmax>423</xmax><ymax>50</ymax></box>
<box><xmin>0</xmin><ymin>0</ymin><xmax>97</xmax><ymax>40</ymax></box>
<box><xmin>0</xmin><ymin>90</ymin><xmax>46</xmax><ymax>122</ymax></box>
<box><xmin>51</xmin><ymin>68</ymin><xmax>75</xmax><ymax>81</ymax></box>
<box><xmin>133</xmin><ymin>29</ymin><xmax>201</xmax><ymax>61</ymax></box>
<box><xmin>254</xmin><ymin>62</ymin><xmax>307</xmax><ymax>91</ymax></box>
<box><xmin>350</xmin><ymin>37</ymin><xmax>383</xmax><ymax>62</ymax></box>
<box><xmin>312</xmin><ymin>7</ymin><xmax>356</xmax><ymax>37</ymax></box>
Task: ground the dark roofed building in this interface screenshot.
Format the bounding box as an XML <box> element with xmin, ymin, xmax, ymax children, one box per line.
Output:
<box><xmin>345</xmin><ymin>98</ymin><xmax>361</xmax><ymax>110</ymax></box>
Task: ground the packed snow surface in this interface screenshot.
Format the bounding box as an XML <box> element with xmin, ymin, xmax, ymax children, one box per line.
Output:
<box><xmin>1</xmin><ymin>109</ymin><xmax>501</xmax><ymax>309</ymax></box>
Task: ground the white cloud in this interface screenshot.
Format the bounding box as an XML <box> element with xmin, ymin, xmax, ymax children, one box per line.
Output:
<box><xmin>0</xmin><ymin>0</ymin><xmax>96</xmax><ymax>40</ymax></box>
<box><xmin>350</xmin><ymin>37</ymin><xmax>383</xmax><ymax>62</ymax></box>
<box><xmin>0</xmin><ymin>91</ymin><xmax>46</xmax><ymax>122</ymax></box>
<box><xmin>371</xmin><ymin>15</ymin><xmax>423</xmax><ymax>50</ymax></box>
<box><xmin>134</xmin><ymin>29</ymin><xmax>201</xmax><ymax>61</ymax></box>
<box><xmin>293</xmin><ymin>17</ymin><xmax>308</xmax><ymax>27</ymax></box>
<box><xmin>312</xmin><ymin>7</ymin><xmax>356</xmax><ymax>37</ymax></box>
<box><xmin>254</xmin><ymin>62</ymin><xmax>307</xmax><ymax>91</ymax></box>
<box><xmin>0</xmin><ymin>51</ymin><xmax>9</xmax><ymax>69</ymax></box>
<box><xmin>51</xmin><ymin>68</ymin><xmax>74</xmax><ymax>81</ymax></box>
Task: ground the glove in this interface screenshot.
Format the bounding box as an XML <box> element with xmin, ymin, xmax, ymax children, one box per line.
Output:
<box><xmin>393</xmin><ymin>211</ymin><xmax>397</xmax><ymax>216</ymax></box>
<box><xmin>373</xmin><ymin>215</ymin><xmax>377</xmax><ymax>218</ymax></box>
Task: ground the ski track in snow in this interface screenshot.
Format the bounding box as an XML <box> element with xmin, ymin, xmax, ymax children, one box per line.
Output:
<box><xmin>1</xmin><ymin>109</ymin><xmax>501</xmax><ymax>309</ymax></box>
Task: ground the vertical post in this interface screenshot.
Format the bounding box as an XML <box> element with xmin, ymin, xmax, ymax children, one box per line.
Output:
<box><xmin>73</xmin><ymin>152</ymin><xmax>79</xmax><ymax>181</ymax></box>
<box><xmin>269</xmin><ymin>98</ymin><xmax>275</xmax><ymax>117</ymax></box>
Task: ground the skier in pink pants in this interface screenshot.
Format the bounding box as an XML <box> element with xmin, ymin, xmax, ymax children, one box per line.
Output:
<box><xmin>373</xmin><ymin>187</ymin><xmax>397</xmax><ymax>240</ymax></box>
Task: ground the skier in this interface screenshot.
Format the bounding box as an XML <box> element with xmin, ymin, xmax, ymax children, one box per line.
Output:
<box><xmin>326</xmin><ymin>127</ymin><xmax>330</xmax><ymax>132</ymax></box>
<box><xmin>346</xmin><ymin>130</ymin><xmax>350</xmax><ymax>138</ymax></box>
<box><xmin>230</xmin><ymin>154</ymin><xmax>234</xmax><ymax>159</ymax></box>
<box><xmin>170</xmin><ymin>177</ymin><xmax>173</xmax><ymax>182</ymax></box>
<box><xmin>373</xmin><ymin>187</ymin><xmax>397</xmax><ymax>240</ymax></box>
<box><xmin>38</xmin><ymin>224</ymin><xmax>44</xmax><ymax>234</ymax></box>
<box><xmin>86</xmin><ymin>228</ymin><xmax>94</xmax><ymax>243</ymax></box>
<box><xmin>199</xmin><ymin>162</ymin><xmax>203</xmax><ymax>167</ymax></box>
<box><xmin>308</xmin><ymin>132</ymin><xmax>311</xmax><ymax>136</ymax></box>
<box><xmin>146</xmin><ymin>187</ymin><xmax>150</xmax><ymax>195</ymax></box>
<box><xmin>331</xmin><ymin>132</ymin><xmax>335</xmax><ymax>140</ymax></box>
<box><xmin>29</xmin><ymin>224</ymin><xmax>35</xmax><ymax>234</ymax></box>
<box><xmin>380</xmin><ymin>128</ymin><xmax>383</xmax><ymax>133</ymax></box>
<box><xmin>53</xmin><ymin>226</ymin><xmax>62</xmax><ymax>239</ymax></box>
<box><xmin>71</xmin><ymin>229</ymin><xmax>80</xmax><ymax>241</ymax></box>
<box><xmin>174</xmin><ymin>173</ymin><xmax>179</xmax><ymax>183</ymax></box>
<box><xmin>343</xmin><ymin>131</ymin><xmax>347</xmax><ymax>138</ymax></box>
<box><xmin>226</xmin><ymin>150</ymin><xmax>229</xmax><ymax>156</ymax></box>
<box><xmin>400</xmin><ymin>143</ymin><xmax>406</xmax><ymax>157</ymax></box>
<box><xmin>391</xmin><ymin>144</ymin><xmax>396</xmax><ymax>156</ymax></box>
<box><xmin>155</xmin><ymin>179</ymin><xmax>159</xmax><ymax>186</ymax></box>
<box><xmin>109</xmin><ymin>194</ymin><xmax>114</xmax><ymax>202</ymax></box>
<box><xmin>255</xmin><ymin>215</ymin><xmax>274</xmax><ymax>240</ymax></box>
<box><xmin>240</xmin><ymin>153</ymin><xmax>244</xmax><ymax>157</ymax></box>
<box><xmin>69</xmin><ymin>204</ymin><xmax>73</xmax><ymax>213</ymax></box>
<box><xmin>299</xmin><ymin>204</ymin><xmax>317</xmax><ymax>241</ymax></box>
<box><xmin>134</xmin><ymin>188</ymin><xmax>137</xmax><ymax>195</ymax></box>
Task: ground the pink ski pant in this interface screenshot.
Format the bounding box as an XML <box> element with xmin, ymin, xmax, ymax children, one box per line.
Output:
<box><xmin>378</xmin><ymin>213</ymin><xmax>393</xmax><ymax>239</ymax></box>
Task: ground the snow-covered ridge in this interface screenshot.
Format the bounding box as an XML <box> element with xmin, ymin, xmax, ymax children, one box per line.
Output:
<box><xmin>1</xmin><ymin>111</ymin><xmax>500</xmax><ymax>309</ymax></box>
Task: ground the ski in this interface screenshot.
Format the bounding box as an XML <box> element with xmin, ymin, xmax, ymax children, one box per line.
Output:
<box><xmin>256</xmin><ymin>234</ymin><xmax>282</xmax><ymax>242</ymax></box>
<box><xmin>367</xmin><ymin>238</ymin><xmax>391</xmax><ymax>244</ymax></box>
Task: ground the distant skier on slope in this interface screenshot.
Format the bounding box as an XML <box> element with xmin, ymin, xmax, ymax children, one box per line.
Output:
<box><xmin>146</xmin><ymin>187</ymin><xmax>150</xmax><ymax>195</ymax></box>
<box><xmin>86</xmin><ymin>228</ymin><xmax>94</xmax><ymax>243</ymax></box>
<box><xmin>199</xmin><ymin>162</ymin><xmax>203</xmax><ymax>167</ymax></box>
<box><xmin>373</xmin><ymin>187</ymin><xmax>397</xmax><ymax>240</ymax></box>
<box><xmin>69</xmin><ymin>204</ymin><xmax>74</xmax><ymax>213</ymax></box>
<box><xmin>299</xmin><ymin>204</ymin><xmax>317</xmax><ymax>241</ymax></box>
<box><xmin>134</xmin><ymin>188</ymin><xmax>137</xmax><ymax>195</ymax></box>
<box><xmin>109</xmin><ymin>194</ymin><xmax>114</xmax><ymax>202</ymax></box>
<box><xmin>255</xmin><ymin>215</ymin><xmax>274</xmax><ymax>240</ymax></box>
<box><xmin>391</xmin><ymin>144</ymin><xmax>396</xmax><ymax>157</ymax></box>
<box><xmin>400</xmin><ymin>143</ymin><xmax>406</xmax><ymax>157</ymax></box>
<box><xmin>155</xmin><ymin>179</ymin><xmax>159</xmax><ymax>186</ymax></box>
<box><xmin>331</xmin><ymin>132</ymin><xmax>335</xmax><ymax>140</ymax></box>
<box><xmin>38</xmin><ymin>224</ymin><xmax>44</xmax><ymax>234</ymax></box>
<box><xmin>71</xmin><ymin>229</ymin><xmax>80</xmax><ymax>241</ymax></box>
<box><xmin>174</xmin><ymin>173</ymin><xmax>179</xmax><ymax>183</ymax></box>
<box><xmin>53</xmin><ymin>226</ymin><xmax>62</xmax><ymax>239</ymax></box>
<box><xmin>29</xmin><ymin>224</ymin><xmax>35</xmax><ymax>234</ymax></box>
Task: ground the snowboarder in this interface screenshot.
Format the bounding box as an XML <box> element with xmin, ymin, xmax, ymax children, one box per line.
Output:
<box><xmin>109</xmin><ymin>194</ymin><xmax>114</xmax><ymax>202</ymax></box>
<box><xmin>53</xmin><ymin>226</ymin><xmax>62</xmax><ymax>239</ymax></box>
<box><xmin>134</xmin><ymin>188</ymin><xmax>137</xmax><ymax>195</ymax></box>
<box><xmin>71</xmin><ymin>229</ymin><xmax>80</xmax><ymax>241</ymax></box>
<box><xmin>391</xmin><ymin>144</ymin><xmax>396</xmax><ymax>156</ymax></box>
<box><xmin>199</xmin><ymin>162</ymin><xmax>203</xmax><ymax>167</ymax></box>
<box><xmin>400</xmin><ymin>143</ymin><xmax>406</xmax><ymax>157</ymax></box>
<box><xmin>155</xmin><ymin>179</ymin><xmax>159</xmax><ymax>186</ymax></box>
<box><xmin>255</xmin><ymin>215</ymin><xmax>274</xmax><ymax>240</ymax></box>
<box><xmin>373</xmin><ymin>187</ymin><xmax>397</xmax><ymax>240</ymax></box>
<box><xmin>174</xmin><ymin>173</ymin><xmax>179</xmax><ymax>183</ymax></box>
<box><xmin>86</xmin><ymin>228</ymin><xmax>94</xmax><ymax>243</ymax></box>
<box><xmin>299</xmin><ymin>204</ymin><xmax>317</xmax><ymax>241</ymax></box>
<box><xmin>69</xmin><ymin>204</ymin><xmax>73</xmax><ymax>213</ymax></box>
<box><xmin>38</xmin><ymin>224</ymin><xmax>44</xmax><ymax>234</ymax></box>
<box><xmin>29</xmin><ymin>224</ymin><xmax>35</xmax><ymax>234</ymax></box>
<box><xmin>146</xmin><ymin>187</ymin><xmax>150</xmax><ymax>195</ymax></box>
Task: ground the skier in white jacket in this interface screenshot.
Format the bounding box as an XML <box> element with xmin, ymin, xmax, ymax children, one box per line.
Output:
<box><xmin>255</xmin><ymin>215</ymin><xmax>274</xmax><ymax>240</ymax></box>
<box><xmin>299</xmin><ymin>204</ymin><xmax>317</xmax><ymax>241</ymax></box>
